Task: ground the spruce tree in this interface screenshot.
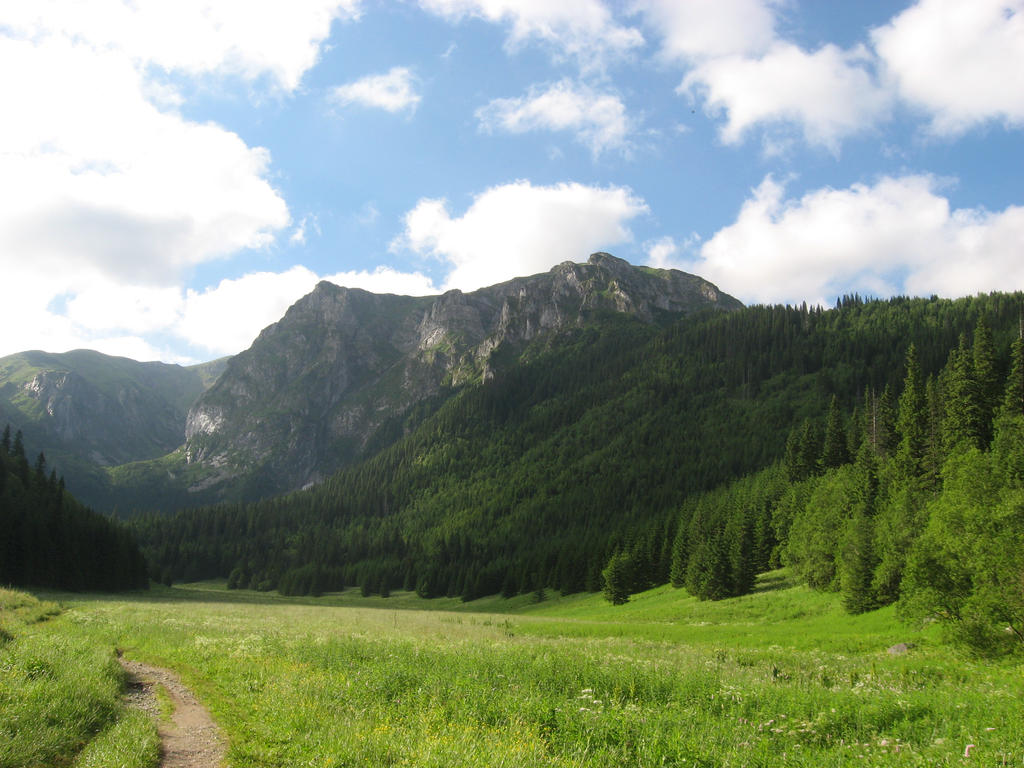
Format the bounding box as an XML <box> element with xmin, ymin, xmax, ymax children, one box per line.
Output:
<box><xmin>972</xmin><ymin>318</ymin><xmax>1000</xmax><ymax>445</ymax></box>
<box><xmin>863</xmin><ymin>386</ymin><xmax>896</xmax><ymax>457</ymax></box>
<box><xmin>685</xmin><ymin>534</ymin><xmax>730</xmax><ymax>600</ymax></box>
<box><xmin>921</xmin><ymin>375</ymin><xmax>944</xmax><ymax>489</ymax></box>
<box><xmin>839</xmin><ymin>444</ymin><xmax>880</xmax><ymax>613</ymax></box>
<box><xmin>725</xmin><ymin>510</ymin><xmax>756</xmax><ymax>597</ymax></box>
<box><xmin>943</xmin><ymin>335</ymin><xmax>984</xmax><ymax>451</ymax></box>
<box><xmin>602</xmin><ymin>551</ymin><xmax>632</xmax><ymax>605</ymax></box>
<box><xmin>1003</xmin><ymin>335</ymin><xmax>1024</xmax><ymax>418</ymax></box>
<box><xmin>668</xmin><ymin>521</ymin><xmax>688</xmax><ymax>588</ymax></box>
<box><xmin>894</xmin><ymin>345</ymin><xmax>927</xmax><ymax>479</ymax></box>
<box><xmin>11</xmin><ymin>430</ymin><xmax>28</xmax><ymax>484</ymax></box>
<box><xmin>820</xmin><ymin>395</ymin><xmax>850</xmax><ymax>470</ymax></box>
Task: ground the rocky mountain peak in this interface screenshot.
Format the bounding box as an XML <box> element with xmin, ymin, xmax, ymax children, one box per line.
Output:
<box><xmin>182</xmin><ymin>254</ymin><xmax>741</xmax><ymax>497</ymax></box>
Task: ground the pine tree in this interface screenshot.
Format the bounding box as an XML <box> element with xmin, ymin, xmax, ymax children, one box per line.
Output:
<box><xmin>725</xmin><ymin>509</ymin><xmax>756</xmax><ymax>597</ymax></box>
<box><xmin>943</xmin><ymin>335</ymin><xmax>984</xmax><ymax>451</ymax></box>
<box><xmin>839</xmin><ymin>444</ymin><xmax>880</xmax><ymax>613</ymax></box>
<box><xmin>668</xmin><ymin>520</ymin><xmax>688</xmax><ymax>588</ymax></box>
<box><xmin>11</xmin><ymin>430</ymin><xmax>28</xmax><ymax>484</ymax></box>
<box><xmin>972</xmin><ymin>318</ymin><xmax>1000</xmax><ymax>445</ymax></box>
<box><xmin>894</xmin><ymin>345</ymin><xmax>927</xmax><ymax>480</ymax></box>
<box><xmin>920</xmin><ymin>375</ymin><xmax>944</xmax><ymax>489</ymax></box>
<box><xmin>602</xmin><ymin>551</ymin><xmax>632</xmax><ymax>605</ymax></box>
<box><xmin>1003</xmin><ymin>335</ymin><xmax>1024</xmax><ymax>418</ymax></box>
<box><xmin>784</xmin><ymin>419</ymin><xmax>822</xmax><ymax>482</ymax></box>
<box><xmin>1</xmin><ymin>424</ymin><xmax>10</xmax><ymax>454</ymax></box>
<box><xmin>863</xmin><ymin>386</ymin><xmax>895</xmax><ymax>457</ymax></box>
<box><xmin>820</xmin><ymin>395</ymin><xmax>850</xmax><ymax>470</ymax></box>
<box><xmin>840</xmin><ymin>510</ymin><xmax>877</xmax><ymax>614</ymax></box>
<box><xmin>685</xmin><ymin>534</ymin><xmax>730</xmax><ymax>600</ymax></box>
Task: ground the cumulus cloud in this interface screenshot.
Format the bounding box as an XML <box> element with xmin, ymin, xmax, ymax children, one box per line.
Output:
<box><xmin>395</xmin><ymin>180</ymin><xmax>648</xmax><ymax>291</ymax></box>
<box><xmin>644</xmin><ymin>234</ymin><xmax>702</xmax><ymax>270</ymax></box>
<box><xmin>418</xmin><ymin>0</ymin><xmax>643</xmax><ymax>69</ymax></box>
<box><xmin>683</xmin><ymin>43</ymin><xmax>892</xmax><ymax>150</ymax></box>
<box><xmin>0</xmin><ymin>2</ymin><xmax>365</xmax><ymax>360</ymax></box>
<box><xmin>631</xmin><ymin>0</ymin><xmax>776</xmax><ymax>60</ymax></box>
<box><xmin>636</xmin><ymin>0</ymin><xmax>890</xmax><ymax>149</ymax></box>
<box><xmin>0</xmin><ymin>35</ymin><xmax>290</xmax><ymax>290</ymax></box>
<box><xmin>323</xmin><ymin>267</ymin><xmax>439</xmax><ymax>296</ymax></box>
<box><xmin>872</xmin><ymin>0</ymin><xmax>1024</xmax><ymax>135</ymax></box>
<box><xmin>638</xmin><ymin>0</ymin><xmax>1024</xmax><ymax>148</ymax></box>
<box><xmin>686</xmin><ymin>174</ymin><xmax>1024</xmax><ymax>306</ymax></box>
<box><xmin>476</xmin><ymin>79</ymin><xmax>633</xmax><ymax>156</ymax></box>
<box><xmin>331</xmin><ymin>67</ymin><xmax>422</xmax><ymax>113</ymax></box>
<box><xmin>2</xmin><ymin>0</ymin><xmax>359</xmax><ymax>91</ymax></box>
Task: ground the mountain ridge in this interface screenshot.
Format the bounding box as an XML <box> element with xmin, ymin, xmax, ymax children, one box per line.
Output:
<box><xmin>180</xmin><ymin>253</ymin><xmax>741</xmax><ymax>498</ymax></box>
<box><xmin>0</xmin><ymin>254</ymin><xmax>740</xmax><ymax>510</ymax></box>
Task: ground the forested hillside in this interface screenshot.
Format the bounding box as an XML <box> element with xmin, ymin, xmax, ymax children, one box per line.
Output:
<box><xmin>0</xmin><ymin>350</ymin><xmax>226</xmax><ymax>508</ymax></box>
<box><xmin>135</xmin><ymin>292</ymin><xmax>1024</xmax><ymax>652</ymax></box>
<box><xmin>0</xmin><ymin>425</ymin><xmax>149</xmax><ymax>591</ymax></box>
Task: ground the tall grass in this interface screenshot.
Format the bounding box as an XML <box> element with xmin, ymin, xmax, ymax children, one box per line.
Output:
<box><xmin>0</xmin><ymin>588</ymin><xmax>157</xmax><ymax>768</ymax></box>
<box><xmin>27</xmin><ymin>572</ymin><xmax>1024</xmax><ymax>767</ymax></box>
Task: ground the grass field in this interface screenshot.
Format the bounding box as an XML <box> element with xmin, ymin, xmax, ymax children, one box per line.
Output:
<box><xmin>3</xmin><ymin>571</ymin><xmax>1023</xmax><ymax>767</ymax></box>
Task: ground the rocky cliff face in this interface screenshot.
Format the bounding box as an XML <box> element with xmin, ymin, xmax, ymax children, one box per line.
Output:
<box><xmin>184</xmin><ymin>253</ymin><xmax>742</xmax><ymax>495</ymax></box>
<box><xmin>0</xmin><ymin>349</ymin><xmax>225</xmax><ymax>467</ymax></box>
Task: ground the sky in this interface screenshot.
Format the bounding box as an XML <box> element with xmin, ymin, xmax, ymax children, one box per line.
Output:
<box><xmin>1</xmin><ymin>0</ymin><xmax>1023</xmax><ymax>364</ymax></box>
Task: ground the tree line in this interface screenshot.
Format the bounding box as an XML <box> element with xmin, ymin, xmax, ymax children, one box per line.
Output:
<box><xmin>603</xmin><ymin>316</ymin><xmax>1023</xmax><ymax>654</ymax></box>
<box><xmin>0</xmin><ymin>425</ymin><xmax>149</xmax><ymax>591</ymax></box>
<box><xmin>132</xmin><ymin>292</ymin><xmax>1024</xmax><ymax>654</ymax></box>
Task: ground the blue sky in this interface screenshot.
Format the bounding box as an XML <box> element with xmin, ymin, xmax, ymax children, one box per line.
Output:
<box><xmin>2</xmin><ymin>0</ymin><xmax>1022</xmax><ymax>363</ymax></box>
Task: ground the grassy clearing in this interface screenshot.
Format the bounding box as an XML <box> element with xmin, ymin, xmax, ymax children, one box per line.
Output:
<box><xmin>17</xmin><ymin>571</ymin><xmax>1023</xmax><ymax>767</ymax></box>
<box><xmin>0</xmin><ymin>587</ymin><xmax>160</xmax><ymax>768</ymax></box>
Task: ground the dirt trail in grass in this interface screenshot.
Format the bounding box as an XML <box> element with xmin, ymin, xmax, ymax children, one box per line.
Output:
<box><xmin>119</xmin><ymin>657</ymin><xmax>225</xmax><ymax>768</ymax></box>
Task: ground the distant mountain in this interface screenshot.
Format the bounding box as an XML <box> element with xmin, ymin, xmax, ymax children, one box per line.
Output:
<box><xmin>181</xmin><ymin>253</ymin><xmax>741</xmax><ymax>498</ymax></box>
<box><xmin>0</xmin><ymin>349</ymin><xmax>226</xmax><ymax>504</ymax></box>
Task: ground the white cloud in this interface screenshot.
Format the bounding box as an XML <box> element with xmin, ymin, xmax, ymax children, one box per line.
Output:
<box><xmin>686</xmin><ymin>174</ymin><xmax>1024</xmax><ymax>306</ymax></box>
<box><xmin>0</xmin><ymin>36</ymin><xmax>290</xmax><ymax>286</ymax></box>
<box><xmin>177</xmin><ymin>268</ymin><xmax>324</xmax><ymax>356</ymax></box>
<box><xmin>2</xmin><ymin>0</ymin><xmax>359</xmax><ymax>91</ymax></box>
<box><xmin>0</xmin><ymin>2</ymin><xmax>366</xmax><ymax>361</ymax></box>
<box><xmin>323</xmin><ymin>267</ymin><xmax>439</xmax><ymax>296</ymax></box>
<box><xmin>632</xmin><ymin>0</ymin><xmax>776</xmax><ymax>60</ymax></box>
<box><xmin>872</xmin><ymin>0</ymin><xmax>1024</xmax><ymax>135</ymax></box>
<box><xmin>644</xmin><ymin>234</ymin><xmax>700</xmax><ymax>270</ymax></box>
<box><xmin>396</xmin><ymin>180</ymin><xmax>648</xmax><ymax>291</ymax></box>
<box><xmin>683</xmin><ymin>43</ymin><xmax>892</xmax><ymax>150</ymax></box>
<box><xmin>636</xmin><ymin>0</ymin><xmax>890</xmax><ymax>149</ymax></box>
<box><xmin>476</xmin><ymin>79</ymin><xmax>633</xmax><ymax>156</ymax></box>
<box><xmin>418</xmin><ymin>0</ymin><xmax>643</xmax><ymax>69</ymax></box>
<box><xmin>331</xmin><ymin>67</ymin><xmax>421</xmax><ymax>113</ymax></box>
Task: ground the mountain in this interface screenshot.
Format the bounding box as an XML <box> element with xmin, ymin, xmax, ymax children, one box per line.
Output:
<box><xmin>135</xmin><ymin>292</ymin><xmax>1024</xmax><ymax>643</ymax></box>
<box><xmin>0</xmin><ymin>349</ymin><xmax>226</xmax><ymax>504</ymax></box>
<box><xmin>180</xmin><ymin>253</ymin><xmax>742</xmax><ymax>499</ymax></box>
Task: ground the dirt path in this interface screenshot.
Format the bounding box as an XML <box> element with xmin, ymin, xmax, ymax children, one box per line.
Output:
<box><xmin>119</xmin><ymin>657</ymin><xmax>226</xmax><ymax>768</ymax></box>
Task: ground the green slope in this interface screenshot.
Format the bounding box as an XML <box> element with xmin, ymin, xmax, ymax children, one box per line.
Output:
<box><xmin>137</xmin><ymin>292</ymin><xmax>1024</xmax><ymax>598</ymax></box>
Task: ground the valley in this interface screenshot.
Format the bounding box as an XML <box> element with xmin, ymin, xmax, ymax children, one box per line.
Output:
<box><xmin>3</xmin><ymin>574</ymin><xmax>1021</xmax><ymax>767</ymax></box>
<box><xmin>2</xmin><ymin>256</ymin><xmax>1024</xmax><ymax>767</ymax></box>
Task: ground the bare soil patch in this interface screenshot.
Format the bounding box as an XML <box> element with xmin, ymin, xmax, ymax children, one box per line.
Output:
<box><xmin>119</xmin><ymin>657</ymin><xmax>225</xmax><ymax>768</ymax></box>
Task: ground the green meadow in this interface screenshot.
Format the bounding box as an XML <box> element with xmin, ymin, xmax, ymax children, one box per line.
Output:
<box><xmin>2</xmin><ymin>572</ymin><xmax>1023</xmax><ymax>767</ymax></box>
